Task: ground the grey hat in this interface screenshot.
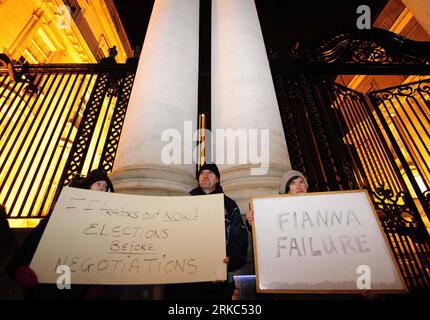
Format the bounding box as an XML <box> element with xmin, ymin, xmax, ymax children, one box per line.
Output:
<box><xmin>279</xmin><ymin>170</ymin><xmax>308</xmax><ymax>194</ymax></box>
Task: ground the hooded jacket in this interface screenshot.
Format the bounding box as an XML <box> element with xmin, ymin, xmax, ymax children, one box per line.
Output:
<box><xmin>81</xmin><ymin>169</ymin><xmax>115</xmax><ymax>192</ymax></box>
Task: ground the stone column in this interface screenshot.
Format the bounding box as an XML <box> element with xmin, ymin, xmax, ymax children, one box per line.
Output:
<box><xmin>111</xmin><ymin>0</ymin><xmax>199</xmax><ymax>195</ymax></box>
<box><xmin>211</xmin><ymin>0</ymin><xmax>290</xmax><ymax>212</ymax></box>
<box><xmin>402</xmin><ymin>0</ymin><xmax>430</xmax><ymax>36</ymax></box>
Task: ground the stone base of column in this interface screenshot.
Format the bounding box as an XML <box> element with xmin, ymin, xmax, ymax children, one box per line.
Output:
<box><xmin>219</xmin><ymin>164</ymin><xmax>290</xmax><ymax>214</ymax></box>
<box><xmin>220</xmin><ymin>164</ymin><xmax>289</xmax><ymax>277</ymax></box>
<box><xmin>110</xmin><ymin>166</ymin><xmax>197</xmax><ymax>196</ymax></box>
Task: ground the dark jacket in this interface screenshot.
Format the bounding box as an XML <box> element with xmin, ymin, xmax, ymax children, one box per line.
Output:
<box><xmin>164</xmin><ymin>184</ymin><xmax>248</xmax><ymax>300</ymax></box>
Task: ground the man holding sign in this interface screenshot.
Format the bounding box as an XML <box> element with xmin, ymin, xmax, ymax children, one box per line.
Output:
<box><xmin>164</xmin><ymin>163</ymin><xmax>248</xmax><ymax>300</ymax></box>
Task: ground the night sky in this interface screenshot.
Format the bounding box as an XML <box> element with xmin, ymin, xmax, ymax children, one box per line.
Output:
<box><xmin>113</xmin><ymin>0</ymin><xmax>388</xmax><ymax>53</ymax></box>
<box><xmin>113</xmin><ymin>0</ymin><xmax>388</xmax><ymax>127</ymax></box>
<box><xmin>113</xmin><ymin>0</ymin><xmax>154</xmax><ymax>49</ymax></box>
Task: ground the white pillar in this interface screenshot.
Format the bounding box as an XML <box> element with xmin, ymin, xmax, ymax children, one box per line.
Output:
<box><xmin>402</xmin><ymin>0</ymin><xmax>430</xmax><ymax>36</ymax></box>
<box><xmin>111</xmin><ymin>0</ymin><xmax>199</xmax><ymax>195</ymax></box>
<box><xmin>211</xmin><ymin>0</ymin><xmax>290</xmax><ymax>211</ymax></box>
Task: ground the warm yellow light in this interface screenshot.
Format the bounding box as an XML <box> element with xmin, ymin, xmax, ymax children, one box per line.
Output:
<box><xmin>0</xmin><ymin>73</ymin><xmax>107</xmax><ymax>226</ymax></box>
<box><xmin>81</xmin><ymin>93</ymin><xmax>116</xmax><ymax>175</ymax></box>
<box><xmin>390</xmin><ymin>9</ymin><xmax>413</xmax><ymax>35</ymax></box>
<box><xmin>7</xmin><ymin>218</ymin><xmax>41</xmax><ymax>229</ymax></box>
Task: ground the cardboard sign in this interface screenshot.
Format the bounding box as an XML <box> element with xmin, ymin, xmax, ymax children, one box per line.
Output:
<box><xmin>31</xmin><ymin>187</ymin><xmax>226</xmax><ymax>285</ymax></box>
<box><xmin>251</xmin><ymin>190</ymin><xmax>406</xmax><ymax>293</ymax></box>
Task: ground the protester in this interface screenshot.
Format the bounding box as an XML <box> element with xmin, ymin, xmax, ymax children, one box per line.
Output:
<box><xmin>246</xmin><ymin>169</ymin><xmax>384</xmax><ymax>300</ymax></box>
<box><xmin>6</xmin><ymin>169</ymin><xmax>114</xmax><ymax>299</ymax></box>
<box><xmin>246</xmin><ymin>169</ymin><xmax>308</xmax><ymax>227</ymax></box>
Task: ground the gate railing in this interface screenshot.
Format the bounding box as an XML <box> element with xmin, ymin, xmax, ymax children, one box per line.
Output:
<box><xmin>272</xmin><ymin>28</ymin><xmax>430</xmax><ymax>292</ymax></box>
<box><xmin>275</xmin><ymin>74</ymin><xmax>430</xmax><ymax>292</ymax></box>
<box><xmin>368</xmin><ymin>79</ymin><xmax>430</xmax><ymax>215</ymax></box>
<box><xmin>319</xmin><ymin>81</ymin><xmax>430</xmax><ymax>291</ymax></box>
<box><xmin>366</xmin><ymin>186</ymin><xmax>430</xmax><ymax>290</ymax></box>
<box><xmin>0</xmin><ymin>62</ymin><xmax>137</xmax><ymax>227</ymax></box>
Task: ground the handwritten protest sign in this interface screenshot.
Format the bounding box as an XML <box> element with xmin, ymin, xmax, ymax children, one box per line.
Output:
<box><xmin>30</xmin><ymin>187</ymin><xmax>226</xmax><ymax>285</ymax></box>
<box><xmin>251</xmin><ymin>190</ymin><xmax>406</xmax><ymax>293</ymax></box>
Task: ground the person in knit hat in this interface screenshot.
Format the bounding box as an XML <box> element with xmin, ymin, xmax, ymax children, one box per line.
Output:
<box><xmin>6</xmin><ymin>169</ymin><xmax>114</xmax><ymax>300</ymax></box>
<box><xmin>246</xmin><ymin>169</ymin><xmax>308</xmax><ymax>227</ymax></box>
<box><xmin>164</xmin><ymin>162</ymin><xmax>248</xmax><ymax>301</ymax></box>
<box><xmin>278</xmin><ymin>169</ymin><xmax>308</xmax><ymax>195</ymax></box>
<box><xmin>82</xmin><ymin>169</ymin><xmax>114</xmax><ymax>192</ymax></box>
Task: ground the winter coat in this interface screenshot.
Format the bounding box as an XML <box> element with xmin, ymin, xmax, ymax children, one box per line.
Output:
<box><xmin>189</xmin><ymin>184</ymin><xmax>248</xmax><ymax>272</ymax></box>
<box><xmin>164</xmin><ymin>184</ymin><xmax>248</xmax><ymax>300</ymax></box>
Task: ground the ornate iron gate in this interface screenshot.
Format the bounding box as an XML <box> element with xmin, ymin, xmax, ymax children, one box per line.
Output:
<box><xmin>0</xmin><ymin>62</ymin><xmax>137</xmax><ymax>227</ymax></box>
<box><xmin>369</xmin><ymin>80</ymin><xmax>430</xmax><ymax>213</ymax></box>
<box><xmin>273</xmin><ymin>29</ymin><xmax>430</xmax><ymax>292</ymax></box>
<box><xmin>321</xmin><ymin>81</ymin><xmax>430</xmax><ymax>291</ymax></box>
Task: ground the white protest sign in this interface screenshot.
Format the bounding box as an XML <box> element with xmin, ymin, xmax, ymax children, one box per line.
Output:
<box><xmin>31</xmin><ymin>187</ymin><xmax>226</xmax><ymax>285</ymax></box>
<box><xmin>252</xmin><ymin>190</ymin><xmax>406</xmax><ymax>293</ymax></box>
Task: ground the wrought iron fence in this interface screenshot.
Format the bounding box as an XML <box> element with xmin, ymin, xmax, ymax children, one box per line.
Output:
<box><xmin>321</xmin><ymin>81</ymin><xmax>430</xmax><ymax>291</ymax></box>
<box><xmin>275</xmin><ymin>74</ymin><xmax>358</xmax><ymax>193</ymax></box>
<box><xmin>366</xmin><ymin>186</ymin><xmax>430</xmax><ymax>290</ymax></box>
<box><xmin>276</xmin><ymin>74</ymin><xmax>430</xmax><ymax>292</ymax></box>
<box><xmin>369</xmin><ymin>79</ymin><xmax>430</xmax><ymax>213</ymax></box>
<box><xmin>0</xmin><ymin>62</ymin><xmax>137</xmax><ymax>227</ymax></box>
<box><xmin>272</xmin><ymin>29</ymin><xmax>430</xmax><ymax>292</ymax></box>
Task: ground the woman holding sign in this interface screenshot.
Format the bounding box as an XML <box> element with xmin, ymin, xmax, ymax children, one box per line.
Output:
<box><xmin>6</xmin><ymin>169</ymin><xmax>114</xmax><ymax>300</ymax></box>
<box><xmin>246</xmin><ymin>169</ymin><xmax>387</xmax><ymax>300</ymax></box>
<box><xmin>243</xmin><ymin>170</ymin><xmax>308</xmax><ymax>300</ymax></box>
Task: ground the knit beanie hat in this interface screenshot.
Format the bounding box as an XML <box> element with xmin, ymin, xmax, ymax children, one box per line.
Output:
<box><xmin>197</xmin><ymin>163</ymin><xmax>221</xmax><ymax>180</ymax></box>
<box><xmin>279</xmin><ymin>170</ymin><xmax>308</xmax><ymax>194</ymax></box>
